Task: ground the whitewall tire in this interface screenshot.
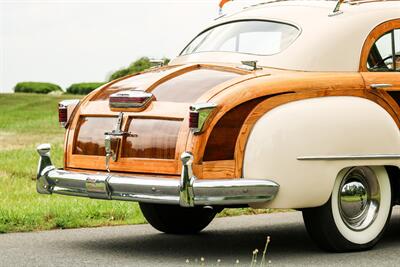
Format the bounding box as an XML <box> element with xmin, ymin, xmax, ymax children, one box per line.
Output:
<box><xmin>302</xmin><ymin>166</ymin><xmax>392</xmax><ymax>252</ymax></box>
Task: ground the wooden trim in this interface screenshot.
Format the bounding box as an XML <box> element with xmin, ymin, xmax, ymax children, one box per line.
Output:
<box><xmin>193</xmin><ymin>160</ymin><xmax>236</xmax><ymax>179</ymax></box>
<box><xmin>146</xmin><ymin>63</ymin><xmax>248</xmax><ymax>93</ymax></box>
<box><xmin>362</xmin><ymin>72</ymin><xmax>400</xmax><ymax>91</ymax></box>
<box><xmin>90</xmin><ymin>64</ymin><xmax>180</xmax><ymax>100</ymax></box>
<box><xmin>68</xmin><ymin>155</ymin><xmax>179</xmax><ymax>175</ymax></box>
<box><xmin>80</xmin><ymin>101</ymin><xmax>189</xmax><ymax>118</ymax></box>
<box><xmin>64</xmin><ymin>167</ymin><xmax>180</xmax><ymax>178</ymax></box>
<box><xmin>359</xmin><ymin>19</ymin><xmax>400</xmax><ymax>72</ymax></box>
<box><xmin>146</xmin><ymin>64</ymin><xmax>201</xmax><ymax>93</ymax></box>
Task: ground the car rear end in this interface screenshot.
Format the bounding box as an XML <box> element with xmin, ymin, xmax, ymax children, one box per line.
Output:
<box><xmin>36</xmin><ymin>64</ymin><xmax>279</xmax><ymax>208</ymax></box>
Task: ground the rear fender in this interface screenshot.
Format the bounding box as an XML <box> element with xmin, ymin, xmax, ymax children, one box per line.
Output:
<box><xmin>243</xmin><ymin>96</ymin><xmax>400</xmax><ymax>209</ymax></box>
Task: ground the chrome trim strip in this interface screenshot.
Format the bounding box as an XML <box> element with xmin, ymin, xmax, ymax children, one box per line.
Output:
<box><xmin>370</xmin><ymin>84</ymin><xmax>393</xmax><ymax>89</ymax></box>
<box><xmin>36</xmin><ymin>145</ymin><xmax>279</xmax><ymax>206</ymax></box>
<box><xmin>297</xmin><ymin>154</ymin><xmax>400</xmax><ymax>161</ymax></box>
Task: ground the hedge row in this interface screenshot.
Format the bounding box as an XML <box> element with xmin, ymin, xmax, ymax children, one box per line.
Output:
<box><xmin>14</xmin><ymin>82</ymin><xmax>105</xmax><ymax>95</ymax></box>
<box><xmin>66</xmin><ymin>82</ymin><xmax>106</xmax><ymax>95</ymax></box>
<box><xmin>14</xmin><ymin>82</ymin><xmax>62</xmax><ymax>94</ymax></box>
<box><xmin>14</xmin><ymin>57</ymin><xmax>170</xmax><ymax>95</ymax></box>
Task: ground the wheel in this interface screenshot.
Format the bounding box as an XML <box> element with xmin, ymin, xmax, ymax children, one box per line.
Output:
<box><xmin>139</xmin><ymin>203</ymin><xmax>217</xmax><ymax>234</ymax></box>
<box><xmin>302</xmin><ymin>166</ymin><xmax>392</xmax><ymax>252</ymax></box>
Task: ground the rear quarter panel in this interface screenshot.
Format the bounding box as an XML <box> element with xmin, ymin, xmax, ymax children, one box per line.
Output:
<box><xmin>243</xmin><ymin>96</ymin><xmax>400</xmax><ymax>209</ymax></box>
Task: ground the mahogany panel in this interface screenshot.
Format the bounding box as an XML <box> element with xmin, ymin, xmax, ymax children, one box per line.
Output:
<box><xmin>150</xmin><ymin>69</ymin><xmax>242</xmax><ymax>103</ymax></box>
<box><xmin>90</xmin><ymin>67</ymin><xmax>176</xmax><ymax>101</ymax></box>
<box><xmin>202</xmin><ymin>97</ymin><xmax>266</xmax><ymax>161</ymax></box>
<box><xmin>93</xmin><ymin>87</ymin><xmax>129</xmax><ymax>101</ymax></box>
<box><xmin>74</xmin><ymin>116</ymin><xmax>117</xmax><ymax>155</ymax></box>
<box><xmin>122</xmin><ymin>118</ymin><xmax>182</xmax><ymax>159</ymax></box>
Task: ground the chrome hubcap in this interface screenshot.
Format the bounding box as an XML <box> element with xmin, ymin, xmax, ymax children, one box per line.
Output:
<box><xmin>338</xmin><ymin>167</ymin><xmax>380</xmax><ymax>231</ymax></box>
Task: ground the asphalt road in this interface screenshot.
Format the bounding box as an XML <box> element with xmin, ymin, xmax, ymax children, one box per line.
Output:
<box><xmin>2</xmin><ymin>208</ymin><xmax>400</xmax><ymax>267</ymax></box>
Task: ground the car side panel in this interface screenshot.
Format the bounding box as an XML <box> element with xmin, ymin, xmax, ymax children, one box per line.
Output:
<box><xmin>243</xmin><ymin>96</ymin><xmax>400</xmax><ymax>209</ymax></box>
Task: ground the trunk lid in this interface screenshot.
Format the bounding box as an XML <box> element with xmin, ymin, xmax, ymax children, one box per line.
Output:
<box><xmin>65</xmin><ymin>64</ymin><xmax>247</xmax><ymax>174</ymax></box>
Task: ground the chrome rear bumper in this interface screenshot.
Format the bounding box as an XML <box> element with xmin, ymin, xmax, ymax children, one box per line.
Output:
<box><xmin>36</xmin><ymin>144</ymin><xmax>279</xmax><ymax>207</ymax></box>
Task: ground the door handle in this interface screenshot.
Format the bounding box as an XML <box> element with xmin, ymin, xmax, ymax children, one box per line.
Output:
<box><xmin>370</xmin><ymin>84</ymin><xmax>393</xmax><ymax>89</ymax></box>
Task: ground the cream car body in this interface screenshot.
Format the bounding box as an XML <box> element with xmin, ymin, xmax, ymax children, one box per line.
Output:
<box><xmin>245</xmin><ymin>96</ymin><xmax>400</xmax><ymax>209</ymax></box>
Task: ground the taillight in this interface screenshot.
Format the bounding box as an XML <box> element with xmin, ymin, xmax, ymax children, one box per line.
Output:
<box><xmin>189</xmin><ymin>111</ymin><xmax>199</xmax><ymax>128</ymax></box>
<box><xmin>189</xmin><ymin>103</ymin><xmax>217</xmax><ymax>134</ymax></box>
<box><xmin>109</xmin><ymin>90</ymin><xmax>154</xmax><ymax>109</ymax></box>
<box><xmin>58</xmin><ymin>105</ymin><xmax>68</xmax><ymax>125</ymax></box>
<box><xmin>58</xmin><ymin>99</ymin><xmax>80</xmax><ymax>128</ymax></box>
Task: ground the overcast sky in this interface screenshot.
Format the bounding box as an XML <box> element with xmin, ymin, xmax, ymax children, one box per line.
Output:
<box><xmin>0</xmin><ymin>0</ymin><xmax>221</xmax><ymax>92</ymax></box>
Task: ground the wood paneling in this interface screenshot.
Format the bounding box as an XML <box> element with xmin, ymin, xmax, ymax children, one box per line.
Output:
<box><xmin>193</xmin><ymin>160</ymin><xmax>236</xmax><ymax>179</ymax></box>
<box><xmin>151</xmin><ymin>68</ymin><xmax>242</xmax><ymax>103</ymax></box>
<box><xmin>187</xmin><ymin>72</ymin><xmax>366</xmax><ymax>164</ymax></box>
<box><xmin>122</xmin><ymin>118</ymin><xmax>182</xmax><ymax>159</ymax></box>
<box><xmin>203</xmin><ymin>97</ymin><xmax>266</xmax><ymax>161</ymax></box>
<box><xmin>73</xmin><ymin>116</ymin><xmax>117</xmax><ymax>155</ymax></box>
<box><xmin>64</xmin><ymin>63</ymin><xmax>249</xmax><ymax>175</ymax></box>
<box><xmin>362</xmin><ymin>72</ymin><xmax>400</xmax><ymax>91</ymax></box>
<box><xmin>68</xmin><ymin>155</ymin><xmax>179</xmax><ymax>174</ymax></box>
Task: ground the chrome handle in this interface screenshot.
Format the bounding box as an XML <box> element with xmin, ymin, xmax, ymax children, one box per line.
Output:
<box><xmin>105</xmin><ymin>135</ymin><xmax>113</xmax><ymax>172</ymax></box>
<box><xmin>370</xmin><ymin>84</ymin><xmax>393</xmax><ymax>89</ymax></box>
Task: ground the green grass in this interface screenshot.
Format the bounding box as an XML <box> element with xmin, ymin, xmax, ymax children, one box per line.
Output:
<box><xmin>0</xmin><ymin>93</ymin><xmax>281</xmax><ymax>233</ymax></box>
<box><xmin>0</xmin><ymin>93</ymin><xmax>146</xmax><ymax>233</ymax></box>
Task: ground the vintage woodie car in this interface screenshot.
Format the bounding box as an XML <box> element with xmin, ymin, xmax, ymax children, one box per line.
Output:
<box><xmin>36</xmin><ymin>0</ymin><xmax>400</xmax><ymax>252</ymax></box>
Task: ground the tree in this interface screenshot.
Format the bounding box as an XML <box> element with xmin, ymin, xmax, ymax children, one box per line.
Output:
<box><xmin>108</xmin><ymin>57</ymin><xmax>170</xmax><ymax>81</ymax></box>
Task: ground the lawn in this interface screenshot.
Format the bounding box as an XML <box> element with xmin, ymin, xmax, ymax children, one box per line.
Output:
<box><xmin>0</xmin><ymin>93</ymin><xmax>278</xmax><ymax>233</ymax></box>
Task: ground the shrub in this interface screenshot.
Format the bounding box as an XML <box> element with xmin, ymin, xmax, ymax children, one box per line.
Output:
<box><xmin>108</xmin><ymin>57</ymin><xmax>170</xmax><ymax>81</ymax></box>
<box><xmin>14</xmin><ymin>82</ymin><xmax>62</xmax><ymax>94</ymax></box>
<box><xmin>66</xmin><ymin>82</ymin><xmax>106</xmax><ymax>95</ymax></box>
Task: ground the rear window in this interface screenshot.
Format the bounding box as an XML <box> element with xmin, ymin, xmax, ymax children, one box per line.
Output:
<box><xmin>181</xmin><ymin>20</ymin><xmax>299</xmax><ymax>56</ymax></box>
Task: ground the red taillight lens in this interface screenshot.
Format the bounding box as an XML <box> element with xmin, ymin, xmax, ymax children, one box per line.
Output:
<box><xmin>58</xmin><ymin>105</ymin><xmax>68</xmax><ymax>126</ymax></box>
<box><xmin>58</xmin><ymin>99</ymin><xmax>80</xmax><ymax>128</ymax></box>
<box><xmin>189</xmin><ymin>111</ymin><xmax>199</xmax><ymax>129</ymax></box>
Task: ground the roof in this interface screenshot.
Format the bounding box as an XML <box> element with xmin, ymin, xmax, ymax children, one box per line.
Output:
<box><xmin>171</xmin><ymin>0</ymin><xmax>400</xmax><ymax>72</ymax></box>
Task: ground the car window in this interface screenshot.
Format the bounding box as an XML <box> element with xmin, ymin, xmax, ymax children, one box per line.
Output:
<box><xmin>367</xmin><ymin>32</ymin><xmax>393</xmax><ymax>71</ymax></box>
<box><xmin>368</xmin><ymin>29</ymin><xmax>400</xmax><ymax>72</ymax></box>
<box><xmin>181</xmin><ymin>20</ymin><xmax>299</xmax><ymax>56</ymax></box>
